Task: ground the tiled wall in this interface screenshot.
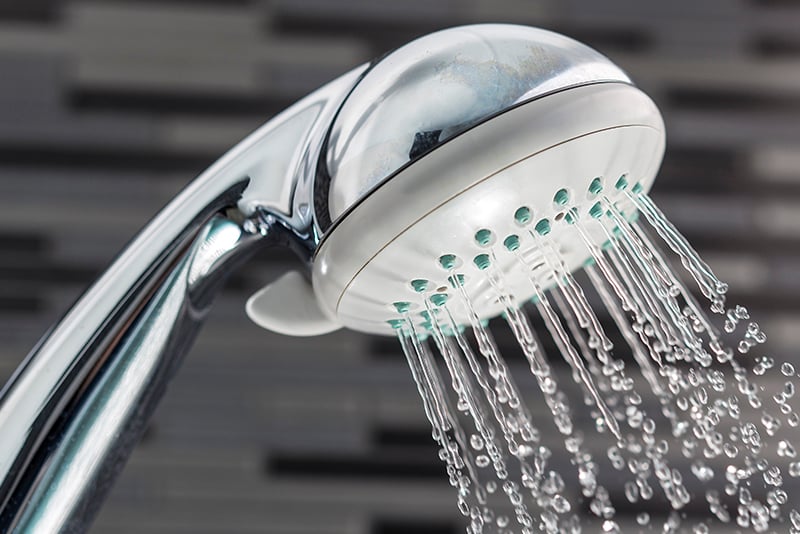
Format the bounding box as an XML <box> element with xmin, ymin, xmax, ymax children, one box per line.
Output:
<box><xmin>1</xmin><ymin>1</ymin><xmax>799</xmax><ymax>532</ymax></box>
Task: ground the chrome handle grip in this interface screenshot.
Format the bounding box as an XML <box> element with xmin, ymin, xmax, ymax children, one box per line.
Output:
<box><xmin>0</xmin><ymin>63</ymin><xmax>368</xmax><ymax>532</ymax></box>
<box><xmin>0</xmin><ymin>205</ymin><xmax>276</xmax><ymax>532</ymax></box>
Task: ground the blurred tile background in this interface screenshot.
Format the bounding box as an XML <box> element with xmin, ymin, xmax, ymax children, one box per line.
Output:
<box><xmin>0</xmin><ymin>1</ymin><xmax>799</xmax><ymax>533</ymax></box>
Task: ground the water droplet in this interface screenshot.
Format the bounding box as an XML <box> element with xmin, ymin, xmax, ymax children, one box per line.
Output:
<box><xmin>551</xmin><ymin>494</ymin><xmax>571</xmax><ymax>513</ymax></box>
<box><xmin>790</xmin><ymin>462</ymin><xmax>800</xmax><ymax>477</ymax></box>
<box><xmin>764</xmin><ymin>466</ymin><xmax>783</xmax><ymax>486</ymax></box>
<box><xmin>602</xmin><ymin>519</ymin><xmax>620</xmax><ymax>533</ymax></box>
<box><xmin>470</xmin><ymin>434</ymin><xmax>484</xmax><ymax>450</ymax></box>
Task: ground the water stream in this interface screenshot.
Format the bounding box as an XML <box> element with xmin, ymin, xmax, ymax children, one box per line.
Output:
<box><xmin>391</xmin><ymin>189</ymin><xmax>798</xmax><ymax>533</ymax></box>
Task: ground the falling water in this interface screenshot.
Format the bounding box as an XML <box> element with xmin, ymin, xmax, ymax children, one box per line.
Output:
<box><xmin>389</xmin><ymin>183</ymin><xmax>799</xmax><ymax>533</ymax></box>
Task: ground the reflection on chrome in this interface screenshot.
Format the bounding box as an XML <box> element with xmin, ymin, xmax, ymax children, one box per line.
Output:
<box><xmin>0</xmin><ymin>24</ymin><xmax>636</xmax><ymax>532</ymax></box>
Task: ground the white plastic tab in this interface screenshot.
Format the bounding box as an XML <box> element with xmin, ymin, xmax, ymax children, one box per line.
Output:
<box><xmin>246</xmin><ymin>270</ymin><xmax>341</xmax><ymax>337</ymax></box>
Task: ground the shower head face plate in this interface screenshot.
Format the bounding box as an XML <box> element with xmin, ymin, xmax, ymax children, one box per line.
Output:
<box><xmin>313</xmin><ymin>82</ymin><xmax>665</xmax><ymax>335</ymax></box>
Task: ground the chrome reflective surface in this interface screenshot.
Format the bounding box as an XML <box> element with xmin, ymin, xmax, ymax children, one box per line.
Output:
<box><xmin>325</xmin><ymin>24</ymin><xmax>631</xmax><ymax>221</ymax></box>
<box><xmin>0</xmin><ymin>64</ymin><xmax>366</xmax><ymax>532</ymax></box>
<box><xmin>0</xmin><ymin>23</ymin><xmax>641</xmax><ymax>533</ymax></box>
<box><xmin>10</xmin><ymin>217</ymin><xmax>262</xmax><ymax>532</ymax></box>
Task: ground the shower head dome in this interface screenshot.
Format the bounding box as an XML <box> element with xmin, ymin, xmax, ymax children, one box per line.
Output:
<box><xmin>321</xmin><ymin>24</ymin><xmax>633</xmax><ymax>224</ymax></box>
<box><xmin>310</xmin><ymin>24</ymin><xmax>666</xmax><ymax>336</ymax></box>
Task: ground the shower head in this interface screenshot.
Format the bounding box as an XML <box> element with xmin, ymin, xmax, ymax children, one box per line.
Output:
<box><xmin>245</xmin><ymin>24</ymin><xmax>665</xmax><ymax>336</ymax></box>
<box><xmin>0</xmin><ymin>24</ymin><xmax>665</xmax><ymax>532</ymax></box>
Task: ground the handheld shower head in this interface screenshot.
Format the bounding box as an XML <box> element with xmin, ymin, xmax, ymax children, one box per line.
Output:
<box><xmin>0</xmin><ymin>23</ymin><xmax>673</xmax><ymax>532</ymax></box>
<box><xmin>248</xmin><ymin>24</ymin><xmax>665</xmax><ymax>337</ymax></box>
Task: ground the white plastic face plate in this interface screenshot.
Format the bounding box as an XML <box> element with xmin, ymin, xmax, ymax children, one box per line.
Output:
<box><xmin>313</xmin><ymin>83</ymin><xmax>665</xmax><ymax>335</ymax></box>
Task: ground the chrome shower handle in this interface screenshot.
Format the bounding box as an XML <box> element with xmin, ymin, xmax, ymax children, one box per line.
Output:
<box><xmin>0</xmin><ymin>64</ymin><xmax>367</xmax><ymax>532</ymax></box>
<box><xmin>1</xmin><ymin>214</ymin><xmax>268</xmax><ymax>532</ymax></box>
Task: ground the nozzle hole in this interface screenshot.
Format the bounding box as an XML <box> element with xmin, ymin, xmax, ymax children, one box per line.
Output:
<box><xmin>392</xmin><ymin>301</ymin><xmax>415</xmax><ymax>314</ymax></box>
<box><xmin>438</xmin><ymin>254</ymin><xmax>461</xmax><ymax>270</ymax></box>
<box><xmin>474</xmin><ymin>228</ymin><xmax>494</xmax><ymax>247</ymax></box>
<box><xmin>588</xmin><ymin>177</ymin><xmax>603</xmax><ymax>195</ymax></box>
<box><xmin>534</xmin><ymin>218</ymin><xmax>551</xmax><ymax>236</ymax></box>
<box><xmin>410</xmin><ymin>279</ymin><xmax>429</xmax><ymax>293</ymax></box>
<box><xmin>514</xmin><ymin>206</ymin><xmax>532</xmax><ymax>225</ymax></box>
<box><xmin>553</xmin><ymin>188</ymin><xmax>570</xmax><ymax>206</ymax></box>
